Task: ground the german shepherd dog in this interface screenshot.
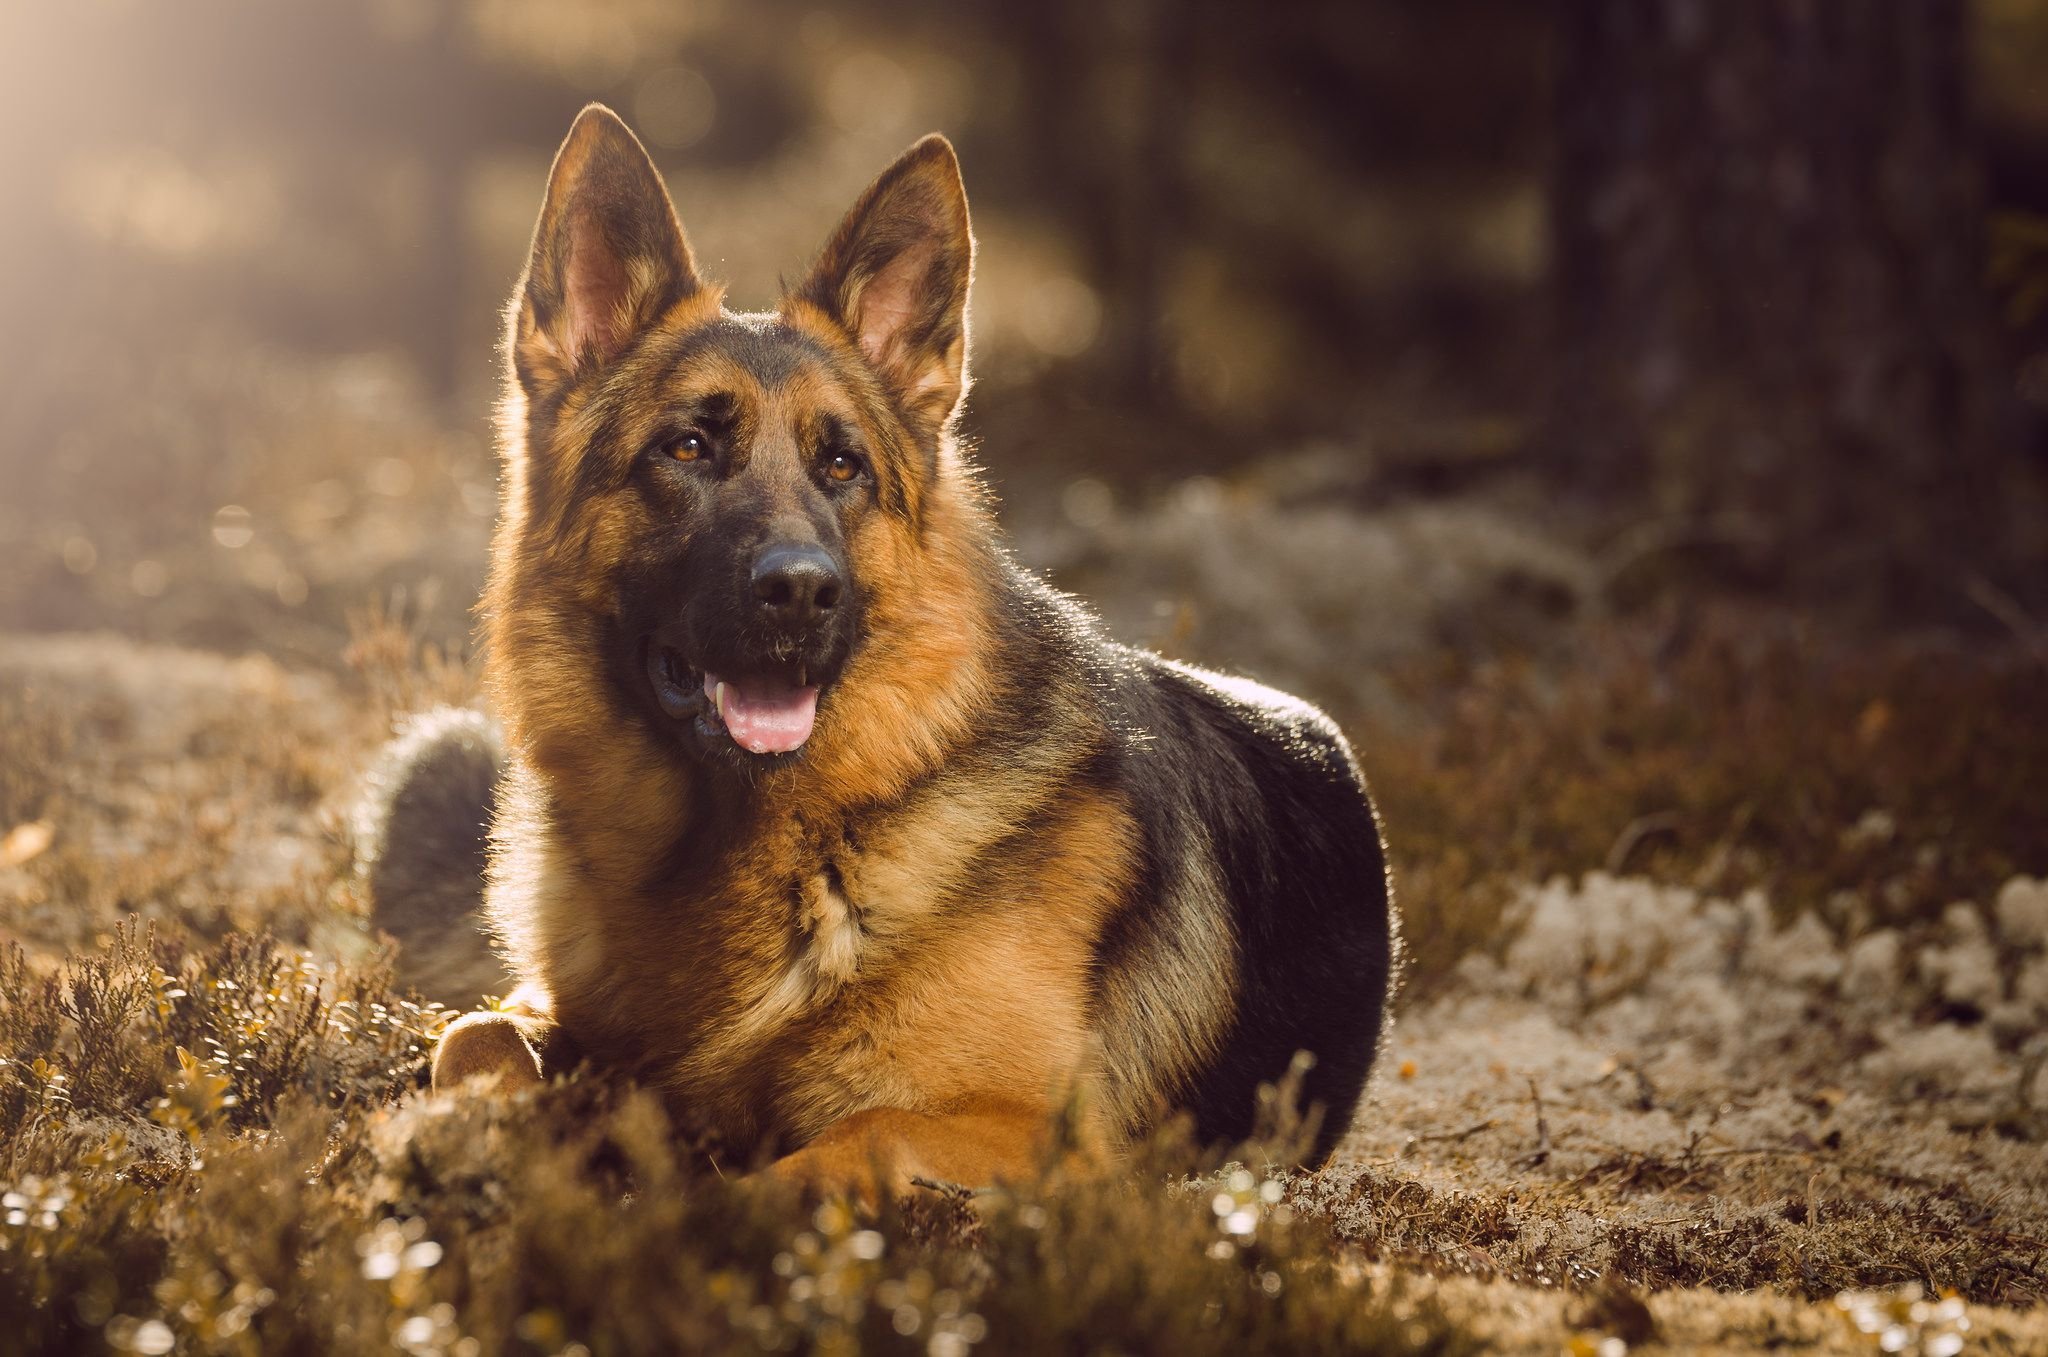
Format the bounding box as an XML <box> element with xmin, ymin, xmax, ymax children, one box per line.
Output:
<box><xmin>359</xmin><ymin>106</ymin><xmax>1395</xmax><ymax>1195</ymax></box>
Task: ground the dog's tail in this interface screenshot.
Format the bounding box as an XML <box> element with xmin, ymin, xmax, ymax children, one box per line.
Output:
<box><xmin>352</xmin><ymin>706</ymin><xmax>508</xmax><ymax>1009</ymax></box>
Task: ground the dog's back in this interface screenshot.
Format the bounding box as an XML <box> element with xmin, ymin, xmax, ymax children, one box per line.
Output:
<box><xmin>970</xmin><ymin>574</ymin><xmax>1393</xmax><ymax>1160</ymax></box>
<box><xmin>1111</xmin><ymin>651</ymin><xmax>1391</xmax><ymax>1159</ymax></box>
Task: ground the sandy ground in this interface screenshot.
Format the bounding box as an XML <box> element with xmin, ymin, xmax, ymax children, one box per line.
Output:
<box><xmin>1319</xmin><ymin>874</ymin><xmax>2048</xmax><ymax>1349</ymax></box>
<box><xmin>3</xmin><ymin>629</ymin><xmax>2045</xmax><ymax>1353</ymax></box>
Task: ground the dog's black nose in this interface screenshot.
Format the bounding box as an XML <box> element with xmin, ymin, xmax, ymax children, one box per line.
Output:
<box><xmin>751</xmin><ymin>544</ymin><xmax>842</xmax><ymax>629</ymax></box>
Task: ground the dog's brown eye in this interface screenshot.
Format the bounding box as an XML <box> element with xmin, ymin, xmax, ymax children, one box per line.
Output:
<box><xmin>670</xmin><ymin>433</ymin><xmax>707</xmax><ymax>462</ymax></box>
<box><xmin>825</xmin><ymin>452</ymin><xmax>864</xmax><ymax>483</ymax></box>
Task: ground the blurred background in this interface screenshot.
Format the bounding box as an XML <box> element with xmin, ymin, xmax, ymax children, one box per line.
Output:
<box><xmin>2</xmin><ymin>0</ymin><xmax>2047</xmax><ymax>679</ymax></box>
<box><xmin>0</xmin><ymin>0</ymin><xmax>2044</xmax><ymax>1152</ymax></box>
<box><xmin>11</xmin><ymin>8</ymin><xmax>2048</xmax><ymax>1333</ymax></box>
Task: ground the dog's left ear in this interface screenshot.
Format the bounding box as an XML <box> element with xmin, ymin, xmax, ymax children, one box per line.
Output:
<box><xmin>797</xmin><ymin>134</ymin><xmax>974</xmax><ymax>443</ymax></box>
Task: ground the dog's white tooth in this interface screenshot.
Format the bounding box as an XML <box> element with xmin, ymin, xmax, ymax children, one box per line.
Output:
<box><xmin>715</xmin><ymin>681</ymin><xmax>728</xmax><ymax>723</ymax></box>
<box><xmin>798</xmin><ymin>663</ymin><xmax>807</xmax><ymax>688</ymax></box>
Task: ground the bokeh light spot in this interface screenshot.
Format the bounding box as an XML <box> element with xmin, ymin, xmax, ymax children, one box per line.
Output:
<box><xmin>130</xmin><ymin>560</ymin><xmax>169</xmax><ymax>598</ymax></box>
<box><xmin>368</xmin><ymin>458</ymin><xmax>415</xmax><ymax>498</ymax></box>
<box><xmin>211</xmin><ymin>505</ymin><xmax>254</xmax><ymax>549</ymax></box>
<box><xmin>635</xmin><ymin>66</ymin><xmax>717</xmax><ymax>151</ymax></box>
<box><xmin>824</xmin><ymin>52</ymin><xmax>913</xmax><ymax>134</ymax></box>
<box><xmin>1021</xmin><ymin>275</ymin><xmax>1102</xmax><ymax>358</ymax></box>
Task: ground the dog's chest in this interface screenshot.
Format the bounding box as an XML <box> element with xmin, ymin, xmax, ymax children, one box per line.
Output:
<box><xmin>559</xmin><ymin>777</ymin><xmax>1107</xmax><ymax>1147</ymax></box>
<box><xmin>793</xmin><ymin>863</ymin><xmax>865</xmax><ymax>985</ymax></box>
<box><xmin>633</xmin><ymin>847</ymin><xmax>933</xmax><ymax>1101</ymax></box>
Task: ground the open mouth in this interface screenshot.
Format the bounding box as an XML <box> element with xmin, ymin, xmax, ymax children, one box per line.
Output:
<box><xmin>645</xmin><ymin>642</ymin><xmax>822</xmax><ymax>756</ymax></box>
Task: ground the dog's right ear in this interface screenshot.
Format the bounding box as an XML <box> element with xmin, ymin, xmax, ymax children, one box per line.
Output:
<box><xmin>509</xmin><ymin>105</ymin><xmax>700</xmax><ymax>400</ymax></box>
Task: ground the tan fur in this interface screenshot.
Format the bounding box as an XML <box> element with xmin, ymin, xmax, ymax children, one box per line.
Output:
<box><xmin>441</xmin><ymin>108</ymin><xmax>1151</xmax><ymax>1195</ymax></box>
<box><xmin>764</xmin><ymin>1098</ymin><xmax>1067</xmax><ymax>1205</ymax></box>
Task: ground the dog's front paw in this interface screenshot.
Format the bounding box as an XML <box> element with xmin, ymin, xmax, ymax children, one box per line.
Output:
<box><xmin>431</xmin><ymin>1011</ymin><xmax>545</xmax><ymax>1091</ymax></box>
<box><xmin>761</xmin><ymin>1140</ymin><xmax>895</xmax><ymax>1210</ymax></box>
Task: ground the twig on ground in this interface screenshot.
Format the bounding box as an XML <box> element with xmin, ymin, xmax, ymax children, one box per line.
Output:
<box><xmin>1963</xmin><ymin>572</ymin><xmax>2048</xmax><ymax>667</ymax></box>
<box><xmin>1685</xmin><ymin>1145</ymin><xmax>1943</xmax><ymax>1190</ymax></box>
<box><xmin>1517</xmin><ymin>1079</ymin><xmax>1551</xmax><ymax>1169</ymax></box>
<box><xmin>1605</xmin><ymin>811</ymin><xmax>1683</xmax><ymax>876</ymax></box>
<box><xmin>910</xmin><ymin>1175</ymin><xmax>984</xmax><ymax>1198</ymax></box>
<box><xmin>1403</xmin><ymin>1119</ymin><xmax>1497</xmax><ymax>1154</ymax></box>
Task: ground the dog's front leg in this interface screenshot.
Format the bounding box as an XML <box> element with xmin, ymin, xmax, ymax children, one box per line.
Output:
<box><xmin>764</xmin><ymin>1097</ymin><xmax>1069</xmax><ymax>1204</ymax></box>
<box><xmin>431</xmin><ymin>984</ymin><xmax>559</xmax><ymax>1091</ymax></box>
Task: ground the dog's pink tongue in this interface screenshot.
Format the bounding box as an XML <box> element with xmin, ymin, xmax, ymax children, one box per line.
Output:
<box><xmin>705</xmin><ymin>674</ymin><xmax>819</xmax><ymax>754</ymax></box>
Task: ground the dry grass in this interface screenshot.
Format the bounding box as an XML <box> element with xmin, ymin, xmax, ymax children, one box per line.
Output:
<box><xmin>2</xmin><ymin>579</ymin><xmax>2045</xmax><ymax>1351</ymax></box>
<box><xmin>0</xmin><ymin>924</ymin><xmax>1469</xmax><ymax>1357</ymax></box>
<box><xmin>1367</xmin><ymin>607</ymin><xmax>2048</xmax><ymax>990</ymax></box>
<box><xmin>1299</xmin><ymin>1156</ymin><xmax>2048</xmax><ymax>1304</ymax></box>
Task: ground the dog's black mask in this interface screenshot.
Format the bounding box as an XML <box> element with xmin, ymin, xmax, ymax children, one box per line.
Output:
<box><xmin>604</xmin><ymin>355</ymin><xmax>873</xmax><ymax>775</ymax></box>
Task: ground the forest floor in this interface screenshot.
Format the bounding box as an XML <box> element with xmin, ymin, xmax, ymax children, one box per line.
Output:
<box><xmin>3</xmin><ymin>449</ymin><xmax>2047</xmax><ymax>1354</ymax></box>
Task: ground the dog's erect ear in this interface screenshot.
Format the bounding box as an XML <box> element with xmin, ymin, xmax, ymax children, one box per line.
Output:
<box><xmin>798</xmin><ymin>134</ymin><xmax>974</xmax><ymax>442</ymax></box>
<box><xmin>512</xmin><ymin>105</ymin><xmax>699</xmax><ymax>396</ymax></box>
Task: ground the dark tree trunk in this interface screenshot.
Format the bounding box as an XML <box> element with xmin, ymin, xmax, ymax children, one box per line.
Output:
<box><xmin>1546</xmin><ymin>0</ymin><xmax>2013</xmax><ymax>603</ymax></box>
<box><xmin>1010</xmin><ymin>0</ymin><xmax>1191</xmax><ymax>406</ymax></box>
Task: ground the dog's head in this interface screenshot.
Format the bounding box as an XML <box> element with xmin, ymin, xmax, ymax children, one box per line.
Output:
<box><xmin>490</xmin><ymin>106</ymin><xmax>985</xmax><ymax>790</ymax></box>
